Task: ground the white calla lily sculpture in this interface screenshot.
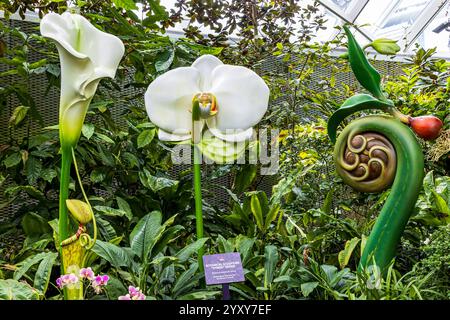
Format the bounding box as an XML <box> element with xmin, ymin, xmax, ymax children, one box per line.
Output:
<box><xmin>144</xmin><ymin>55</ymin><xmax>269</xmax><ymax>269</ymax></box>
<box><xmin>40</xmin><ymin>11</ymin><xmax>124</xmax><ymax>299</ymax></box>
<box><xmin>41</xmin><ymin>12</ymin><xmax>125</xmax><ymax>148</ymax></box>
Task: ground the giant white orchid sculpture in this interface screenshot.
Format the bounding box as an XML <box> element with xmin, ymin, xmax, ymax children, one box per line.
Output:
<box><xmin>40</xmin><ymin>12</ymin><xmax>124</xmax><ymax>299</ymax></box>
<box><xmin>145</xmin><ymin>55</ymin><xmax>269</xmax><ymax>269</ymax></box>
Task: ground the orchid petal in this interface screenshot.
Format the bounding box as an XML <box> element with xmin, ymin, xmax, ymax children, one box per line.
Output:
<box><xmin>192</xmin><ymin>54</ymin><xmax>223</xmax><ymax>91</ymax></box>
<box><xmin>158</xmin><ymin>129</ymin><xmax>191</xmax><ymax>142</ymax></box>
<box><xmin>145</xmin><ymin>67</ymin><xmax>201</xmax><ymax>134</ymax></box>
<box><xmin>206</xmin><ymin>118</ymin><xmax>254</xmax><ymax>142</ymax></box>
<box><xmin>210</xmin><ymin>65</ymin><xmax>269</xmax><ymax>131</ymax></box>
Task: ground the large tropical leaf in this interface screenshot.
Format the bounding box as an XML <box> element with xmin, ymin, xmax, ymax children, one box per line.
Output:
<box><xmin>130</xmin><ymin>211</ymin><xmax>163</xmax><ymax>262</ymax></box>
<box><xmin>92</xmin><ymin>240</ymin><xmax>132</xmax><ymax>268</ymax></box>
<box><xmin>0</xmin><ymin>279</ymin><xmax>39</xmax><ymax>300</ymax></box>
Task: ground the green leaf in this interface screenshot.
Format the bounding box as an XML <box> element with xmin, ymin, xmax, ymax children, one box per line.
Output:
<box><xmin>112</xmin><ymin>0</ymin><xmax>137</xmax><ymax>10</ymax></box>
<box><xmin>0</xmin><ymin>279</ymin><xmax>39</xmax><ymax>300</ymax></box>
<box><xmin>3</xmin><ymin>152</ymin><xmax>22</xmax><ymax>168</ymax></box>
<box><xmin>95</xmin><ymin>132</ymin><xmax>115</xmax><ymax>144</ymax></box>
<box><xmin>21</xmin><ymin>212</ymin><xmax>51</xmax><ymax>237</ymax></box>
<box><xmin>139</xmin><ymin>169</ymin><xmax>179</xmax><ymax>194</ymax></box>
<box><xmin>234</xmin><ymin>165</ymin><xmax>257</xmax><ymax>194</ymax></box>
<box><xmin>94</xmin><ymin>206</ymin><xmax>128</xmax><ymax>218</ymax></box>
<box><xmin>137</xmin><ymin>129</ymin><xmax>156</xmax><ymax>148</ymax></box>
<box><xmin>82</xmin><ymin>123</ymin><xmax>95</xmax><ymax>140</ymax></box>
<box><xmin>264</xmin><ymin>204</ymin><xmax>280</xmax><ymax>231</ymax></box>
<box><xmin>152</xmin><ymin>225</ymin><xmax>184</xmax><ymax>256</ymax></box>
<box><xmin>92</xmin><ymin>240</ymin><xmax>132</xmax><ymax>268</ymax></box>
<box><xmin>431</xmin><ymin>190</ymin><xmax>450</xmax><ymax>216</ymax></box>
<box><xmin>14</xmin><ymin>252</ymin><xmax>52</xmax><ymax>281</ymax></box>
<box><xmin>321</xmin><ymin>189</ymin><xmax>334</xmax><ymax>214</ymax></box>
<box><xmin>96</xmin><ymin>217</ymin><xmax>117</xmax><ymax>241</ymax></box>
<box><xmin>33</xmin><ymin>252</ymin><xmax>57</xmax><ymax>294</ymax></box>
<box><xmin>90</xmin><ymin>169</ymin><xmax>106</xmax><ymax>183</ymax></box>
<box><xmin>130</xmin><ymin>211</ymin><xmax>163</xmax><ymax>261</ymax></box>
<box><xmin>250</xmin><ymin>195</ymin><xmax>264</xmax><ymax>232</ymax></box>
<box><xmin>116</xmin><ymin>196</ymin><xmax>133</xmax><ymax>220</ymax></box>
<box><xmin>172</xmin><ymin>263</ymin><xmax>200</xmax><ymax>298</ymax></box>
<box><xmin>343</xmin><ymin>25</ymin><xmax>384</xmax><ymax>100</ymax></box>
<box><xmin>178</xmin><ymin>291</ymin><xmax>221</xmax><ymax>300</ymax></box>
<box><xmin>338</xmin><ymin>237</ymin><xmax>361</xmax><ymax>269</ymax></box>
<box><xmin>9</xmin><ymin>105</ymin><xmax>29</xmax><ymax>127</ymax></box>
<box><xmin>40</xmin><ymin>168</ymin><xmax>57</xmax><ymax>183</ymax></box>
<box><xmin>175</xmin><ymin>238</ymin><xmax>209</xmax><ymax>263</ymax></box>
<box><xmin>155</xmin><ymin>49</ymin><xmax>175</xmax><ymax>73</ymax></box>
<box><xmin>271</xmin><ymin>165</ymin><xmax>314</xmax><ymax>204</ymax></box>
<box><xmin>25</xmin><ymin>156</ymin><xmax>42</xmax><ymax>184</ymax></box>
<box><xmin>327</xmin><ymin>94</ymin><xmax>394</xmax><ymax>143</ymax></box>
<box><xmin>301</xmin><ymin>282</ymin><xmax>318</xmax><ymax>297</ymax></box>
<box><xmin>263</xmin><ymin>245</ymin><xmax>279</xmax><ymax>287</ymax></box>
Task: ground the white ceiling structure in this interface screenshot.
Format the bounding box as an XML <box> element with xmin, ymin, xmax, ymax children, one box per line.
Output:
<box><xmin>155</xmin><ymin>0</ymin><xmax>450</xmax><ymax>58</ymax></box>
<box><xmin>2</xmin><ymin>0</ymin><xmax>450</xmax><ymax>58</ymax></box>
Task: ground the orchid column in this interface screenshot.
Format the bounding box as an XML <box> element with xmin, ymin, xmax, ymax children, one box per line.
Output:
<box><xmin>40</xmin><ymin>12</ymin><xmax>124</xmax><ymax>277</ymax></box>
<box><xmin>145</xmin><ymin>55</ymin><xmax>269</xmax><ymax>270</ymax></box>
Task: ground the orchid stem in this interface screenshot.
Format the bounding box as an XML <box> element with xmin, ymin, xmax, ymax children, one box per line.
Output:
<box><xmin>193</xmin><ymin>144</ymin><xmax>205</xmax><ymax>272</ymax></box>
<box><xmin>59</xmin><ymin>146</ymin><xmax>72</xmax><ymax>300</ymax></box>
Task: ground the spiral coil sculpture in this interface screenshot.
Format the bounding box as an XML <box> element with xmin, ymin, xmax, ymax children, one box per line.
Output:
<box><xmin>328</xmin><ymin>26</ymin><xmax>443</xmax><ymax>274</ymax></box>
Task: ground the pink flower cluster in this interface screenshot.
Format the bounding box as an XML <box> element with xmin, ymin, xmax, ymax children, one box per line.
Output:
<box><xmin>56</xmin><ymin>267</ymin><xmax>109</xmax><ymax>294</ymax></box>
<box><xmin>56</xmin><ymin>273</ymin><xmax>78</xmax><ymax>289</ymax></box>
<box><xmin>118</xmin><ymin>286</ymin><xmax>146</xmax><ymax>300</ymax></box>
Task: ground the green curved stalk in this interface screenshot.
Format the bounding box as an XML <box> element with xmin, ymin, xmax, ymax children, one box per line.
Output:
<box><xmin>334</xmin><ymin>116</ymin><xmax>424</xmax><ymax>273</ymax></box>
<box><xmin>72</xmin><ymin>148</ymin><xmax>97</xmax><ymax>252</ymax></box>
<box><xmin>327</xmin><ymin>94</ymin><xmax>395</xmax><ymax>143</ymax></box>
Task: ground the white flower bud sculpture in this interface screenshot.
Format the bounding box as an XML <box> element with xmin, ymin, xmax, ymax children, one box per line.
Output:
<box><xmin>40</xmin><ymin>11</ymin><xmax>124</xmax><ymax>299</ymax></box>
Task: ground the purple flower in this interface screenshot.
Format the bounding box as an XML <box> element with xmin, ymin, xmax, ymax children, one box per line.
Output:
<box><xmin>56</xmin><ymin>277</ymin><xmax>62</xmax><ymax>289</ymax></box>
<box><xmin>91</xmin><ymin>274</ymin><xmax>109</xmax><ymax>294</ymax></box>
<box><xmin>118</xmin><ymin>286</ymin><xmax>145</xmax><ymax>300</ymax></box>
<box><xmin>79</xmin><ymin>267</ymin><xmax>94</xmax><ymax>280</ymax></box>
<box><xmin>93</xmin><ymin>274</ymin><xmax>109</xmax><ymax>286</ymax></box>
<box><xmin>128</xmin><ymin>286</ymin><xmax>146</xmax><ymax>300</ymax></box>
<box><xmin>56</xmin><ymin>273</ymin><xmax>79</xmax><ymax>289</ymax></box>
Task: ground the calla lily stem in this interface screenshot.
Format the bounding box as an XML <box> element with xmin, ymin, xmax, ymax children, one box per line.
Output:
<box><xmin>58</xmin><ymin>146</ymin><xmax>72</xmax><ymax>300</ymax></box>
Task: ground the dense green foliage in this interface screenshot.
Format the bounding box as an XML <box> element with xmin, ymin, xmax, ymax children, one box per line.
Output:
<box><xmin>0</xmin><ymin>0</ymin><xmax>449</xmax><ymax>300</ymax></box>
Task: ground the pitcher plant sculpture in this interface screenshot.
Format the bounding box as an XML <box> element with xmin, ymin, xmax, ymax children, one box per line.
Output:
<box><xmin>328</xmin><ymin>25</ymin><xmax>443</xmax><ymax>274</ymax></box>
<box><xmin>144</xmin><ymin>55</ymin><xmax>269</xmax><ymax>270</ymax></box>
<box><xmin>40</xmin><ymin>11</ymin><xmax>124</xmax><ymax>299</ymax></box>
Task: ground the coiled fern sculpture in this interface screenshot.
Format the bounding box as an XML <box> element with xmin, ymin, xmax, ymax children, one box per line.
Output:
<box><xmin>327</xmin><ymin>26</ymin><xmax>443</xmax><ymax>273</ymax></box>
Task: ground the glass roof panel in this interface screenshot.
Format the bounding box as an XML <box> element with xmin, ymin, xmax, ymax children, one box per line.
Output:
<box><xmin>355</xmin><ymin>0</ymin><xmax>433</xmax><ymax>40</ymax></box>
<box><xmin>410</xmin><ymin>4</ymin><xmax>450</xmax><ymax>56</ymax></box>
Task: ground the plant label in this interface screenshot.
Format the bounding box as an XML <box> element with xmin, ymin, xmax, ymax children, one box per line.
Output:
<box><xmin>203</xmin><ymin>252</ymin><xmax>245</xmax><ymax>285</ymax></box>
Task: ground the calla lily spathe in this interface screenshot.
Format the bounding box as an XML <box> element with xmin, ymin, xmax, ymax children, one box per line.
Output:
<box><xmin>144</xmin><ymin>55</ymin><xmax>270</xmax><ymax>144</ymax></box>
<box><xmin>40</xmin><ymin>12</ymin><xmax>124</xmax><ymax>148</ymax></box>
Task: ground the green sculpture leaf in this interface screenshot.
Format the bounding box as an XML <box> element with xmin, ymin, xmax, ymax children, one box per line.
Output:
<box><xmin>343</xmin><ymin>25</ymin><xmax>385</xmax><ymax>100</ymax></box>
<box><xmin>327</xmin><ymin>93</ymin><xmax>394</xmax><ymax>143</ymax></box>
